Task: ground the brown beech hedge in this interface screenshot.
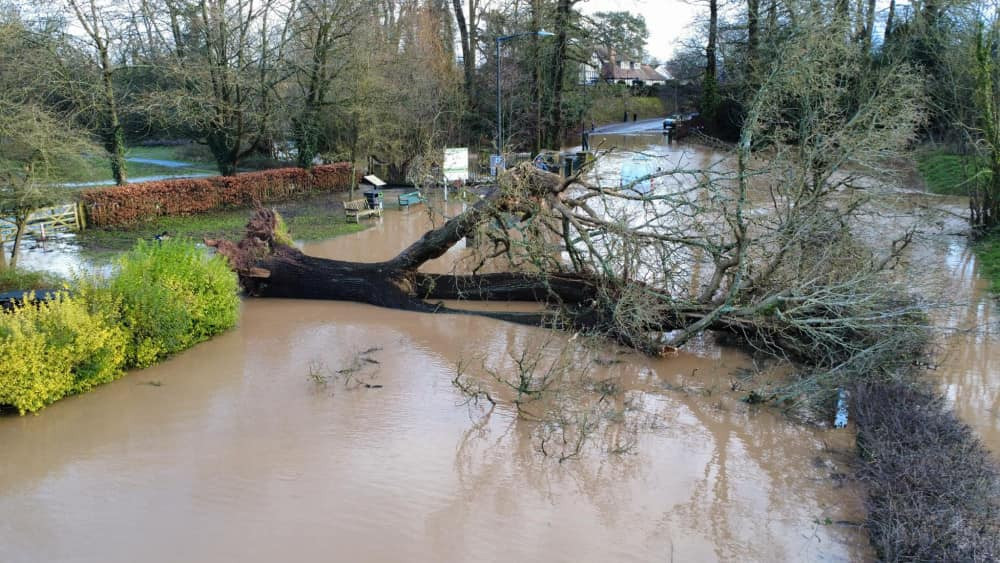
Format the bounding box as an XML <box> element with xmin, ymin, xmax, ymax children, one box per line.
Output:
<box><xmin>81</xmin><ymin>163</ymin><xmax>356</xmax><ymax>227</ymax></box>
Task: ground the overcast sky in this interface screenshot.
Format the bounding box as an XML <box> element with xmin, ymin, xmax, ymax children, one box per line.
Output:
<box><xmin>579</xmin><ymin>0</ymin><xmax>703</xmax><ymax>62</ymax></box>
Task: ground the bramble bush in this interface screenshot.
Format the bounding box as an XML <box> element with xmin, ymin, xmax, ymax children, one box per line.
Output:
<box><xmin>0</xmin><ymin>239</ymin><xmax>240</xmax><ymax>413</ymax></box>
<box><xmin>81</xmin><ymin>163</ymin><xmax>356</xmax><ymax>227</ymax></box>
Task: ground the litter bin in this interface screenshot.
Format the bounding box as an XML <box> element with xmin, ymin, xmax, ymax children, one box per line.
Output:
<box><xmin>363</xmin><ymin>190</ymin><xmax>383</xmax><ymax>210</ymax></box>
<box><xmin>562</xmin><ymin>155</ymin><xmax>577</xmax><ymax>177</ymax></box>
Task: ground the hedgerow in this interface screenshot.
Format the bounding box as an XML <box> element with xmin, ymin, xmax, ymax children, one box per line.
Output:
<box><xmin>81</xmin><ymin>163</ymin><xmax>355</xmax><ymax>227</ymax></box>
<box><xmin>0</xmin><ymin>239</ymin><xmax>240</xmax><ymax>413</ymax></box>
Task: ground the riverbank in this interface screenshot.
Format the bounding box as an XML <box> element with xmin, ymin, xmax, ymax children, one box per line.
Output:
<box><xmin>914</xmin><ymin>148</ymin><xmax>1000</xmax><ymax>295</ymax></box>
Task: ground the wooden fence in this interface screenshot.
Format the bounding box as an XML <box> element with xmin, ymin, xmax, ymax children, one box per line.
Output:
<box><xmin>0</xmin><ymin>203</ymin><xmax>84</xmax><ymax>244</ymax></box>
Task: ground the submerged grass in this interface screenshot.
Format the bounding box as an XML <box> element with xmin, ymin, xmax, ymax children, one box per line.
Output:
<box><xmin>0</xmin><ymin>269</ymin><xmax>63</xmax><ymax>292</ymax></box>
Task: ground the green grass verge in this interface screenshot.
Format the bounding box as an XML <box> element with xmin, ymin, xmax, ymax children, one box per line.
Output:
<box><xmin>915</xmin><ymin>150</ymin><xmax>981</xmax><ymax>196</ymax></box>
<box><xmin>975</xmin><ymin>233</ymin><xmax>1000</xmax><ymax>295</ymax></box>
<box><xmin>127</xmin><ymin>144</ymin><xmax>216</xmax><ymax>165</ymax></box>
<box><xmin>589</xmin><ymin>95</ymin><xmax>666</xmax><ymax>126</ymax></box>
<box><xmin>76</xmin><ymin>194</ymin><xmax>367</xmax><ymax>260</ymax></box>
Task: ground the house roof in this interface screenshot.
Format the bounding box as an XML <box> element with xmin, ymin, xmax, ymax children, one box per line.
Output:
<box><xmin>600</xmin><ymin>62</ymin><xmax>669</xmax><ymax>82</ymax></box>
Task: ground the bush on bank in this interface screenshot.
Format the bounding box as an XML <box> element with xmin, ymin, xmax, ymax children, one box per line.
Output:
<box><xmin>0</xmin><ymin>239</ymin><xmax>240</xmax><ymax>414</ymax></box>
<box><xmin>0</xmin><ymin>293</ymin><xmax>128</xmax><ymax>414</ymax></box>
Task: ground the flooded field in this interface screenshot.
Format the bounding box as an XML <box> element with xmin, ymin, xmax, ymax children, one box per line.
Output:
<box><xmin>2</xmin><ymin>138</ymin><xmax>997</xmax><ymax>561</ymax></box>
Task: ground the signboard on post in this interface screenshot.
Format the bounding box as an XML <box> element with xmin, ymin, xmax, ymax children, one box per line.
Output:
<box><xmin>489</xmin><ymin>154</ymin><xmax>505</xmax><ymax>177</ymax></box>
<box><xmin>443</xmin><ymin>148</ymin><xmax>469</xmax><ymax>182</ymax></box>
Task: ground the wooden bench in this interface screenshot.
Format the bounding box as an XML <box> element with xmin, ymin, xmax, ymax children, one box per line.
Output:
<box><xmin>397</xmin><ymin>191</ymin><xmax>425</xmax><ymax>207</ymax></box>
<box><xmin>343</xmin><ymin>199</ymin><xmax>382</xmax><ymax>223</ymax></box>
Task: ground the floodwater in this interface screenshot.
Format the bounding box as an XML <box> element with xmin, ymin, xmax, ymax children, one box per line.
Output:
<box><xmin>0</xmin><ymin>192</ymin><xmax>869</xmax><ymax>562</ymax></box>
<box><xmin>3</xmin><ymin>139</ymin><xmax>998</xmax><ymax>562</ymax></box>
<box><xmin>907</xmin><ymin>211</ymin><xmax>1000</xmax><ymax>452</ymax></box>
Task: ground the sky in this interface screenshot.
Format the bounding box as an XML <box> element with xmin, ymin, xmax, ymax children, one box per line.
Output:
<box><xmin>579</xmin><ymin>0</ymin><xmax>702</xmax><ymax>62</ymax></box>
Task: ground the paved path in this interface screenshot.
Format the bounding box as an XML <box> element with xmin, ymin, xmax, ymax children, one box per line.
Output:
<box><xmin>591</xmin><ymin>117</ymin><xmax>667</xmax><ymax>135</ymax></box>
<box><xmin>126</xmin><ymin>157</ymin><xmax>195</xmax><ymax>168</ymax></box>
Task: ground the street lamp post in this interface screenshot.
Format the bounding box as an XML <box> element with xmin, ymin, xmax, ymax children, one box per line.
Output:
<box><xmin>494</xmin><ymin>29</ymin><xmax>554</xmax><ymax>175</ymax></box>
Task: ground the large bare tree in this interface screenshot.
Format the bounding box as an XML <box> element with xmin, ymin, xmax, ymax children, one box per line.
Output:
<box><xmin>209</xmin><ymin>21</ymin><xmax>926</xmax><ymax>399</ymax></box>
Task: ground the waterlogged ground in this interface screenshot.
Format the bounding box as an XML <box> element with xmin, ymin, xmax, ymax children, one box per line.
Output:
<box><xmin>2</xmin><ymin>138</ymin><xmax>998</xmax><ymax>561</ymax></box>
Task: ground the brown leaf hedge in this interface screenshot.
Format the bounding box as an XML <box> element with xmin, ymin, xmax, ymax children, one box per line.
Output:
<box><xmin>81</xmin><ymin>164</ymin><xmax>356</xmax><ymax>227</ymax></box>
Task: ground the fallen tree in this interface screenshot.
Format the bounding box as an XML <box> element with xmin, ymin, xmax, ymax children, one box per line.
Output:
<box><xmin>208</xmin><ymin>23</ymin><xmax>930</xmax><ymax>391</ymax></box>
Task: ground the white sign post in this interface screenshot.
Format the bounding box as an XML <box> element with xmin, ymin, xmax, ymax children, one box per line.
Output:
<box><xmin>443</xmin><ymin>148</ymin><xmax>469</xmax><ymax>182</ymax></box>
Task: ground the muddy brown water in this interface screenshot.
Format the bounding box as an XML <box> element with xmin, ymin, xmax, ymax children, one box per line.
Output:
<box><xmin>1</xmin><ymin>194</ymin><xmax>869</xmax><ymax>562</ymax></box>
<box><xmin>3</xmin><ymin>141</ymin><xmax>997</xmax><ymax>562</ymax></box>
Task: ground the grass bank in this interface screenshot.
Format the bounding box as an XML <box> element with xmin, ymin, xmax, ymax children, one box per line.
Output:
<box><xmin>76</xmin><ymin>193</ymin><xmax>367</xmax><ymax>260</ymax></box>
<box><xmin>588</xmin><ymin>94</ymin><xmax>666</xmax><ymax>126</ymax></box>
<box><xmin>915</xmin><ymin>149</ymin><xmax>1000</xmax><ymax>295</ymax></box>
<box><xmin>977</xmin><ymin>234</ymin><xmax>1000</xmax><ymax>295</ymax></box>
<box><xmin>916</xmin><ymin>149</ymin><xmax>979</xmax><ymax>196</ymax></box>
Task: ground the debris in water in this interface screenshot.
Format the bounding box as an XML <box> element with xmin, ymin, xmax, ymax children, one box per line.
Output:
<box><xmin>834</xmin><ymin>388</ymin><xmax>849</xmax><ymax>428</ymax></box>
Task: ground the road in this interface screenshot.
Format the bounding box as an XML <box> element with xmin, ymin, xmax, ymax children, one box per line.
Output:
<box><xmin>591</xmin><ymin>117</ymin><xmax>667</xmax><ymax>135</ymax></box>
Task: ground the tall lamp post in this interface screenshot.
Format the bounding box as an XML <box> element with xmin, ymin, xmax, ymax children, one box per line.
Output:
<box><xmin>494</xmin><ymin>29</ymin><xmax>554</xmax><ymax>175</ymax></box>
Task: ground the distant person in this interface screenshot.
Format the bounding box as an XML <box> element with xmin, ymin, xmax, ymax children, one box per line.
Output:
<box><xmin>633</xmin><ymin>112</ymin><xmax>637</xmax><ymax>121</ymax></box>
<box><xmin>582</xmin><ymin>131</ymin><xmax>590</xmax><ymax>151</ymax></box>
<box><xmin>590</xmin><ymin>121</ymin><xmax>595</xmax><ymax>131</ymax></box>
<box><xmin>623</xmin><ymin>111</ymin><xmax>628</xmax><ymax>122</ymax></box>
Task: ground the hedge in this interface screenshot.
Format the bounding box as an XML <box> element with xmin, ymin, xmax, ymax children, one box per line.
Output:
<box><xmin>1</xmin><ymin>239</ymin><xmax>240</xmax><ymax>414</ymax></box>
<box><xmin>81</xmin><ymin>163</ymin><xmax>356</xmax><ymax>227</ymax></box>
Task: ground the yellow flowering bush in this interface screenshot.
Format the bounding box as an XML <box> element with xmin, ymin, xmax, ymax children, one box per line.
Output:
<box><xmin>0</xmin><ymin>293</ymin><xmax>128</xmax><ymax>414</ymax></box>
<box><xmin>1</xmin><ymin>239</ymin><xmax>240</xmax><ymax>414</ymax></box>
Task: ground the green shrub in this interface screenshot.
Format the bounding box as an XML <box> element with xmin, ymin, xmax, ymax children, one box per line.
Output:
<box><xmin>0</xmin><ymin>292</ymin><xmax>128</xmax><ymax>414</ymax></box>
<box><xmin>1</xmin><ymin>240</ymin><xmax>240</xmax><ymax>414</ymax></box>
<box><xmin>109</xmin><ymin>239</ymin><xmax>240</xmax><ymax>367</ymax></box>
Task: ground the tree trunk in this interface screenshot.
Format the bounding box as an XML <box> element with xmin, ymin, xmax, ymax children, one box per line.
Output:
<box><xmin>100</xmin><ymin>46</ymin><xmax>127</xmax><ymax>186</ymax></box>
<box><xmin>701</xmin><ymin>0</ymin><xmax>720</xmax><ymax>128</ymax></box>
<box><xmin>453</xmin><ymin>0</ymin><xmax>475</xmax><ymax>102</ymax></box>
<box><xmin>9</xmin><ymin>216</ymin><xmax>27</xmax><ymax>270</ymax></box>
<box><xmin>885</xmin><ymin>0</ymin><xmax>896</xmax><ymax>43</ymax></box>
<box><xmin>747</xmin><ymin>0</ymin><xmax>760</xmax><ymax>74</ymax></box>
<box><xmin>862</xmin><ymin>0</ymin><xmax>876</xmax><ymax>52</ymax></box>
<box><xmin>543</xmin><ymin>0</ymin><xmax>575</xmax><ymax>149</ymax></box>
